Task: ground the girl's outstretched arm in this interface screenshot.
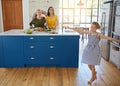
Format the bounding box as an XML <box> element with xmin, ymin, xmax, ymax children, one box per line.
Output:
<box><xmin>99</xmin><ymin>33</ymin><xmax>120</xmax><ymax>43</ymax></box>
<box><xmin>67</xmin><ymin>27</ymin><xmax>90</xmax><ymax>34</ymax></box>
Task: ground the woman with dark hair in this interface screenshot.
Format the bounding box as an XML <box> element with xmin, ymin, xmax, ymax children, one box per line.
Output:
<box><xmin>29</xmin><ymin>9</ymin><xmax>46</xmax><ymax>29</ymax></box>
<box><xmin>46</xmin><ymin>7</ymin><xmax>58</xmax><ymax>30</ymax></box>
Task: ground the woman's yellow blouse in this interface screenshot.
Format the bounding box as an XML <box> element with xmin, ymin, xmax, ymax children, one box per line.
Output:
<box><xmin>46</xmin><ymin>15</ymin><xmax>57</xmax><ymax>29</ymax></box>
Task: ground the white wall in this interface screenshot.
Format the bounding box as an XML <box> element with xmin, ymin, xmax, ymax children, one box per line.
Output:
<box><xmin>0</xmin><ymin>0</ymin><xmax>3</xmax><ymax>32</ymax></box>
<box><xmin>22</xmin><ymin>0</ymin><xmax>29</xmax><ymax>29</ymax></box>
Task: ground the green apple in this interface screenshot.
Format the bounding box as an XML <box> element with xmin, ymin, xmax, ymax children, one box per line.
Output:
<box><xmin>26</xmin><ymin>29</ymin><xmax>33</xmax><ymax>34</ymax></box>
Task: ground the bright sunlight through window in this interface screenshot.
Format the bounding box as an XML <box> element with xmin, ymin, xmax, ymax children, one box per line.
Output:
<box><xmin>59</xmin><ymin>0</ymin><xmax>103</xmax><ymax>28</ymax></box>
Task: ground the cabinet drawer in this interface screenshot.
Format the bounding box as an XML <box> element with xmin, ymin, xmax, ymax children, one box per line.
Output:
<box><xmin>24</xmin><ymin>42</ymin><xmax>61</xmax><ymax>54</ymax></box>
<box><xmin>24</xmin><ymin>36</ymin><xmax>61</xmax><ymax>42</ymax></box>
<box><xmin>25</xmin><ymin>55</ymin><xmax>59</xmax><ymax>66</ymax></box>
<box><xmin>24</xmin><ymin>43</ymin><xmax>43</xmax><ymax>54</ymax></box>
<box><xmin>25</xmin><ymin>56</ymin><xmax>43</xmax><ymax>64</ymax></box>
<box><xmin>24</xmin><ymin>36</ymin><xmax>79</xmax><ymax>42</ymax></box>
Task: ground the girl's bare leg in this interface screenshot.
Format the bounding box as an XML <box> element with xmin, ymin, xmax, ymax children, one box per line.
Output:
<box><xmin>88</xmin><ymin>65</ymin><xmax>97</xmax><ymax>85</ymax></box>
<box><xmin>88</xmin><ymin>65</ymin><xmax>92</xmax><ymax>70</ymax></box>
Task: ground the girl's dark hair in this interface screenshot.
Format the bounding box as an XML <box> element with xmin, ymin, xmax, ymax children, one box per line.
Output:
<box><xmin>47</xmin><ymin>6</ymin><xmax>54</xmax><ymax>16</ymax></box>
<box><xmin>92</xmin><ymin>22</ymin><xmax>101</xmax><ymax>29</ymax></box>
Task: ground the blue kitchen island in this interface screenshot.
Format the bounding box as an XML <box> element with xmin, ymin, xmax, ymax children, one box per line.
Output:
<box><xmin>0</xmin><ymin>30</ymin><xmax>80</xmax><ymax>68</ymax></box>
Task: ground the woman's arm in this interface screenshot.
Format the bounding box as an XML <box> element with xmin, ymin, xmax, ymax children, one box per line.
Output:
<box><xmin>41</xmin><ymin>14</ymin><xmax>46</xmax><ymax>18</ymax></box>
<box><xmin>99</xmin><ymin>33</ymin><xmax>120</xmax><ymax>43</ymax></box>
<box><xmin>53</xmin><ymin>15</ymin><xmax>58</xmax><ymax>29</ymax></box>
<box><xmin>43</xmin><ymin>17</ymin><xmax>47</xmax><ymax>27</ymax></box>
<box><xmin>29</xmin><ymin>19</ymin><xmax>35</xmax><ymax>26</ymax></box>
<box><xmin>55</xmin><ymin>18</ymin><xmax>58</xmax><ymax>27</ymax></box>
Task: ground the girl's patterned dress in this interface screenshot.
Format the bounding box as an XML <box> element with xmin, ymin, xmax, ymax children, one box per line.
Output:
<box><xmin>81</xmin><ymin>33</ymin><xmax>101</xmax><ymax>65</ymax></box>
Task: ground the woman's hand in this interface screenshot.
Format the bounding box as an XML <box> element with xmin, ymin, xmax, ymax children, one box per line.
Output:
<box><xmin>52</xmin><ymin>26</ymin><xmax>56</xmax><ymax>29</ymax></box>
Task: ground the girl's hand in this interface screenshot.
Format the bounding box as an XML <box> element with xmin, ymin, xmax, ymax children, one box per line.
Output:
<box><xmin>63</xmin><ymin>26</ymin><xmax>70</xmax><ymax>29</ymax></box>
<box><xmin>66</xmin><ymin>27</ymin><xmax>79</xmax><ymax>32</ymax></box>
<box><xmin>64</xmin><ymin>26</ymin><xmax>78</xmax><ymax>31</ymax></box>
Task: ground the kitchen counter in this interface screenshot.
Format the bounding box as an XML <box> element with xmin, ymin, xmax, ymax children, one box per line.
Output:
<box><xmin>0</xmin><ymin>29</ymin><xmax>79</xmax><ymax>36</ymax></box>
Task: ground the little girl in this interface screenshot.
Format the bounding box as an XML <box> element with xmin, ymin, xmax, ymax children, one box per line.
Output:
<box><xmin>68</xmin><ymin>22</ymin><xmax>120</xmax><ymax>85</ymax></box>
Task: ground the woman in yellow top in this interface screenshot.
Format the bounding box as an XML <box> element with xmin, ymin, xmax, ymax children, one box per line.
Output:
<box><xmin>46</xmin><ymin>7</ymin><xmax>58</xmax><ymax>30</ymax></box>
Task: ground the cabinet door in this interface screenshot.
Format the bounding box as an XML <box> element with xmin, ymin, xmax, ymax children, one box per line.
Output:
<box><xmin>57</xmin><ymin>36</ymin><xmax>79</xmax><ymax>67</ymax></box>
<box><xmin>0</xmin><ymin>37</ymin><xmax>4</xmax><ymax>67</ymax></box>
<box><xmin>3</xmin><ymin>36</ymin><xmax>24</xmax><ymax>67</ymax></box>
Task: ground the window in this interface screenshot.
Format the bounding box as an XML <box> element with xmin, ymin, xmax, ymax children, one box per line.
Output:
<box><xmin>59</xmin><ymin>0</ymin><xmax>103</xmax><ymax>28</ymax></box>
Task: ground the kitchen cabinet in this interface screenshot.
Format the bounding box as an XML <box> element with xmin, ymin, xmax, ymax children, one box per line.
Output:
<box><xmin>24</xmin><ymin>36</ymin><xmax>79</xmax><ymax>67</ymax></box>
<box><xmin>0</xmin><ymin>29</ymin><xmax>80</xmax><ymax>68</ymax></box>
<box><xmin>59</xmin><ymin>36</ymin><xmax>79</xmax><ymax>67</ymax></box>
<box><xmin>110</xmin><ymin>43</ymin><xmax>120</xmax><ymax>69</ymax></box>
<box><xmin>0</xmin><ymin>37</ymin><xmax>4</xmax><ymax>67</ymax></box>
<box><xmin>2</xmin><ymin>36</ymin><xmax>24</xmax><ymax>67</ymax></box>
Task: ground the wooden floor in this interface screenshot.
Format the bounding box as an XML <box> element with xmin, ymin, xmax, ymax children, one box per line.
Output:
<box><xmin>0</xmin><ymin>40</ymin><xmax>120</xmax><ymax>86</ymax></box>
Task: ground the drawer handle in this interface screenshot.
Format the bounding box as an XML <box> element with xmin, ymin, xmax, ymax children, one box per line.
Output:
<box><xmin>50</xmin><ymin>46</ymin><xmax>54</xmax><ymax>48</ymax></box>
<box><xmin>30</xmin><ymin>37</ymin><xmax>34</xmax><ymax>40</ymax></box>
<box><xmin>50</xmin><ymin>57</ymin><xmax>54</xmax><ymax>60</ymax></box>
<box><xmin>50</xmin><ymin>37</ymin><xmax>54</xmax><ymax>40</ymax></box>
<box><xmin>30</xmin><ymin>46</ymin><xmax>35</xmax><ymax>48</ymax></box>
<box><xmin>30</xmin><ymin>57</ymin><xmax>35</xmax><ymax>60</ymax></box>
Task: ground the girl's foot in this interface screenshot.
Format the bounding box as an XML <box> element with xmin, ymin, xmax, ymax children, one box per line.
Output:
<box><xmin>88</xmin><ymin>71</ymin><xmax>97</xmax><ymax>85</ymax></box>
<box><xmin>88</xmin><ymin>77</ymin><xmax>96</xmax><ymax>85</ymax></box>
<box><xmin>88</xmin><ymin>78</ymin><xmax>94</xmax><ymax>85</ymax></box>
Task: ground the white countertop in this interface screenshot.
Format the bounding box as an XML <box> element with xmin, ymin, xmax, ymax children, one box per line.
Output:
<box><xmin>0</xmin><ymin>29</ymin><xmax>80</xmax><ymax>36</ymax></box>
